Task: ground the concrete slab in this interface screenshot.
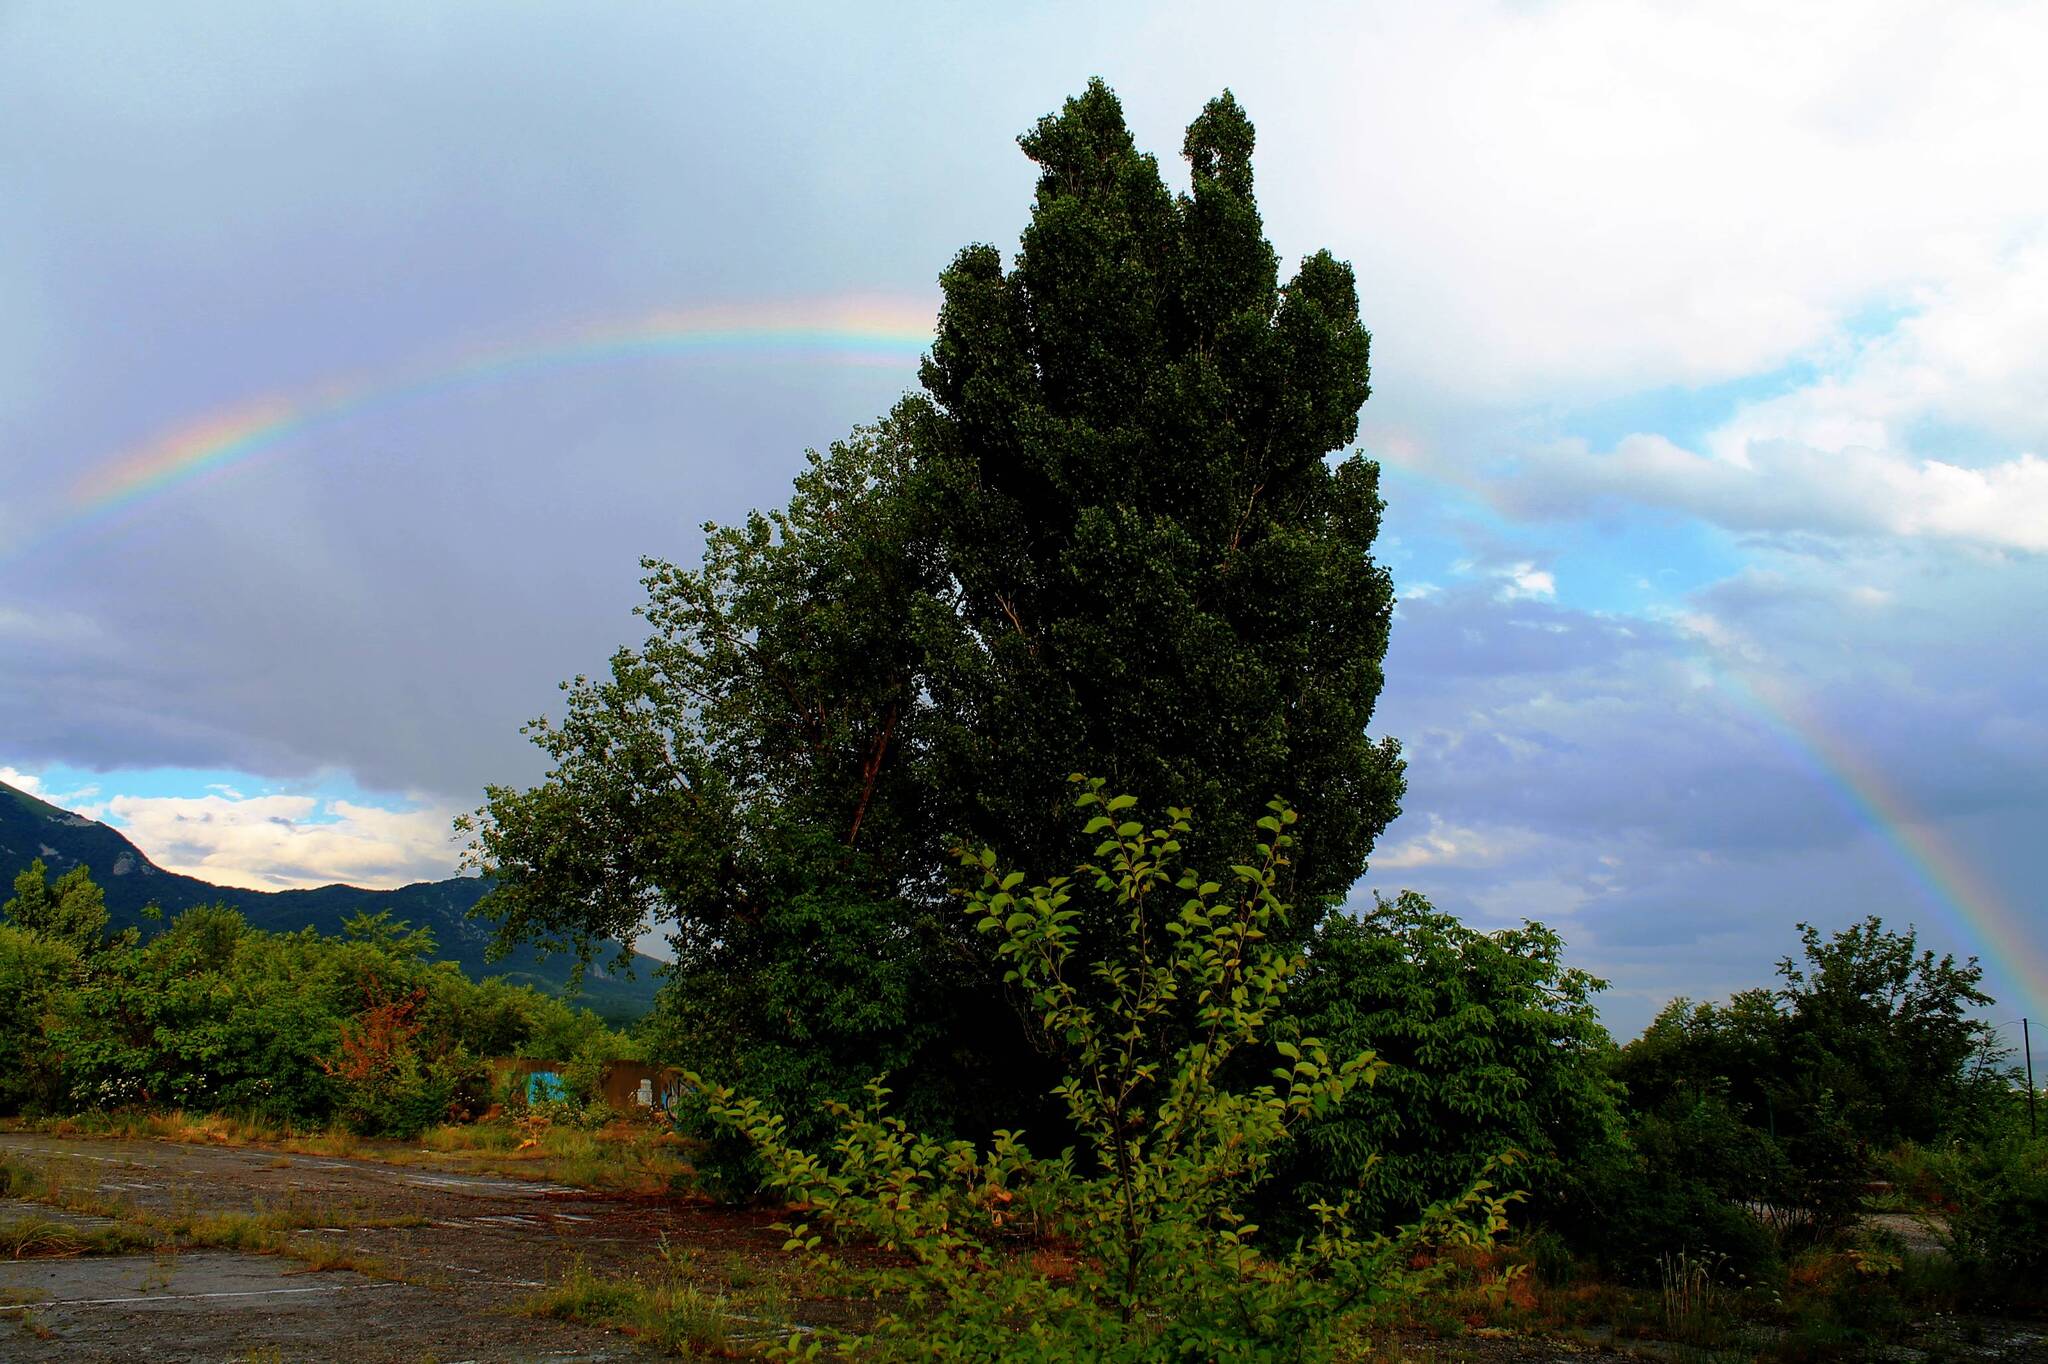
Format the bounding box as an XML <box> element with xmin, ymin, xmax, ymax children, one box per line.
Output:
<box><xmin>0</xmin><ymin>1251</ymin><xmax>629</xmax><ymax>1362</ymax></box>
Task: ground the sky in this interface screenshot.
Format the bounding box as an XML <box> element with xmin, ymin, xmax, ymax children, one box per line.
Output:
<box><xmin>2</xmin><ymin>1</ymin><xmax>2043</xmax><ymax>1038</ymax></box>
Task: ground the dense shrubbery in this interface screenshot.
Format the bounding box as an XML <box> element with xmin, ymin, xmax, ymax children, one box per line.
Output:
<box><xmin>700</xmin><ymin>791</ymin><xmax>1514</xmax><ymax>1361</ymax></box>
<box><xmin>1941</xmin><ymin>1135</ymin><xmax>2048</xmax><ymax>1310</ymax></box>
<box><xmin>1592</xmin><ymin>917</ymin><xmax>2019</xmax><ymax>1285</ymax></box>
<box><xmin>1268</xmin><ymin>891</ymin><xmax>1627</xmax><ymax>1235</ymax></box>
<box><xmin>1</xmin><ymin>859</ymin><xmax>629</xmax><ymax>1137</ymax></box>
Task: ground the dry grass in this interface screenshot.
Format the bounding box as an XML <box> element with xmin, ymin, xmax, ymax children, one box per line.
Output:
<box><xmin>410</xmin><ymin>1114</ymin><xmax>695</xmax><ymax>1193</ymax></box>
<box><xmin>10</xmin><ymin>1108</ymin><xmax>696</xmax><ymax>1195</ymax></box>
<box><xmin>520</xmin><ymin>1250</ymin><xmax>778</xmax><ymax>1358</ymax></box>
<box><xmin>0</xmin><ymin>1215</ymin><xmax>153</xmax><ymax>1260</ymax></box>
<box><xmin>0</xmin><ymin>1154</ymin><xmax>416</xmax><ymax>1282</ymax></box>
<box><xmin>0</xmin><ymin>1157</ymin><xmax>124</xmax><ymax>1221</ymax></box>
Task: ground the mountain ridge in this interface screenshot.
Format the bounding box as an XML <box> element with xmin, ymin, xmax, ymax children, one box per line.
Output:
<box><xmin>0</xmin><ymin>778</ymin><xmax>660</xmax><ymax>1021</ymax></box>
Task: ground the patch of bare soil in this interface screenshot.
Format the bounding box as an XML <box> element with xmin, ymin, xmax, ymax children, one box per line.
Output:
<box><xmin>0</xmin><ymin>1132</ymin><xmax>825</xmax><ymax>1361</ymax></box>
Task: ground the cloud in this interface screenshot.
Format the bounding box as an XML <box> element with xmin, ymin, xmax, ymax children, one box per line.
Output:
<box><xmin>1371</xmin><ymin>814</ymin><xmax>1535</xmax><ymax>872</ymax></box>
<box><xmin>4</xmin><ymin>2</ymin><xmax>2045</xmax><ymax>1033</ymax></box>
<box><xmin>1497</xmin><ymin>563</ymin><xmax>1557</xmax><ymax>601</ymax></box>
<box><xmin>0</xmin><ymin>765</ymin><xmax>100</xmax><ymax>810</ymax></box>
<box><xmin>1452</xmin><ymin>233</ymin><xmax>2048</xmax><ymax>552</ymax></box>
<box><xmin>101</xmin><ymin>790</ymin><xmax>462</xmax><ymax>891</ymax></box>
<box><xmin>8</xmin><ymin>0</ymin><xmax>2047</xmax><ymax>800</ymax></box>
<box><xmin>1705</xmin><ymin>240</ymin><xmax>2048</xmax><ymax>462</ymax></box>
<box><xmin>1492</xmin><ymin>435</ymin><xmax>2048</xmax><ymax>552</ymax></box>
<box><xmin>1219</xmin><ymin>2</ymin><xmax>2048</xmax><ymax>406</ymax></box>
<box><xmin>0</xmin><ymin>766</ymin><xmax>45</xmax><ymax>797</ymax></box>
<box><xmin>1363</xmin><ymin>553</ymin><xmax>2048</xmax><ymax>1033</ymax></box>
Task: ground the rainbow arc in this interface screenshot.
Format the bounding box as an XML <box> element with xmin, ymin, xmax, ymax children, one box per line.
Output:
<box><xmin>1712</xmin><ymin>665</ymin><xmax>2042</xmax><ymax>1018</ymax></box>
<box><xmin>58</xmin><ymin>294</ymin><xmax>937</xmax><ymax>539</ymax></box>
<box><xmin>33</xmin><ymin>295</ymin><xmax>2042</xmax><ymax>1016</ymax></box>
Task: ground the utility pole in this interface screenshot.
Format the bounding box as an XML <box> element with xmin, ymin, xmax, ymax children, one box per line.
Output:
<box><xmin>2026</xmin><ymin>1017</ymin><xmax>2037</xmax><ymax>1140</ymax></box>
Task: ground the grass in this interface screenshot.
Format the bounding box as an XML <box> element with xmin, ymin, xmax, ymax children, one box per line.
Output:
<box><xmin>158</xmin><ymin>1199</ymin><xmax>429</xmax><ymax>1237</ymax></box>
<box><xmin>124</xmin><ymin>1208</ymin><xmax>410</xmax><ymax>1280</ymax></box>
<box><xmin>0</xmin><ymin>1154</ymin><xmax>415</xmax><ymax>1281</ymax></box>
<box><xmin>0</xmin><ymin>1214</ymin><xmax>154</xmax><ymax>1260</ymax></box>
<box><xmin>0</xmin><ymin>1159</ymin><xmax>49</xmax><ymax>1200</ymax></box>
<box><xmin>0</xmin><ymin>1157</ymin><xmax>123</xmax><ymax>1220</ymax></box>
<box><xmin>1</xmin><ymin>1306</ymin><xmax>57</xmax><ymax>1342</ymax></box>
<box><xmin>522</xmin><ymin>1256</ymin><xmax>752</xmax><ymax>1357</ymax></box>
<box><xmin>412</xmin><ymin>1112</ymin><xmax>697</xmax><ymax>1193</ymax></box>
<box><xmin>1346</xmin><ymin>1224</ymin><xmax>2023</xmax><ymax>1364</ymax></box>
<box><xmin>0</xmin><ymin>1215</ymin><xmax>90</xmax><ymax>1259</ymax></box>
<box><xmin>1659</xmin><ymin>1249</ymin><xmax>1729</xmax><ymax>1346</ymax></box>
<box><xmin>13</xmin><ymin>1107</ymin><xmax>697</xmax><ymax>1195</ymax></box>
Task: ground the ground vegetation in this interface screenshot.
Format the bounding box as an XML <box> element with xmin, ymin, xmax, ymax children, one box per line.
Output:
<box><xmin>0</xmin><ymin>862</ymin><xmax>630</xmax><ymax>1137</ymax></box>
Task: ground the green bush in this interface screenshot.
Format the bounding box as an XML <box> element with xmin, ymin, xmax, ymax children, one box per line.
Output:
<box><xmin>1574</xmin><ymin>1101</ymin><xmax>1783</xmax><ymax>1282</ymax></box>
<box><xmin>0</xmin><ymin>867</ymin><xmax>635</xmax><ymax>1134</ymax></box>
<box><xmin>1604</xmin><ymin>919</ymin><xmax>2008</xmax><ymax>1273</ymax></box>
<box><xmin>4</xmin><ymin>858</ymin><xmax>111</xmax><ymax>954</ymax></box>
<box><xmin>699</xmin><ymin>789</ymin><xmax>1513</xmax><ymax>1361</ymax></box>
<box><xmin>0</xmin><ymin>924</ymin><xmax>79</xmax><ymax>1113</ymax></box>
<box><xmin>321</xmin><ymin>978</ymin><xmax>449</xmax><ymax>1138</ymax></box>
<box><xmin>1943</xmin><ymin>1135</ymin><xmax>2048</xmax><ymax>1310</ymax></box>
<box><xmin>1268</xmin><ymin>892</ymin><xmax>1626</xmax><ymax>1236</ymax></box>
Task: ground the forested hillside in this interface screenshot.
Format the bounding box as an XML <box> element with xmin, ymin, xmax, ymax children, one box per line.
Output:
<box><xmin>0</xmin><ymin>778</ymin><xmax>658</xmax><ymax>1020</ymax></box>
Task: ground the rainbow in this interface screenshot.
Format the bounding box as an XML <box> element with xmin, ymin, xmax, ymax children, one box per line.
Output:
<box><xmin>1348</xmin><ymin>450</ymin><xmax>2042</xmax><ymax>1021</ymax></box>
<box><xmin>56</xmin><ymin>294</ymin><xmax>937</xmax><ymax>539</ymax></box>
<box><xmin>37</xmin><ymin>324</ymin><xmax>2043</xmax><ymax>1018</ymax></box>
<box><xmin>1715</xmin><ymin>665</ymin><xmax>2045</xmax><ymax>1019</ymax></box>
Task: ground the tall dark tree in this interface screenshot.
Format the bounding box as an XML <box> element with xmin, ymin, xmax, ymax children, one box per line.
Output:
<box><xmin>466</xmin><ymin>80</ymin><xmax>1403</xmax><ymax>1131</ymax></box>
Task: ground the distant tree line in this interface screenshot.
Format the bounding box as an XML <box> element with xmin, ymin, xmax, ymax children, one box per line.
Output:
<box><xmin>0</xmin><ymin>858</ymin><xmax>629</xmax><ymax>1137</ymax></box>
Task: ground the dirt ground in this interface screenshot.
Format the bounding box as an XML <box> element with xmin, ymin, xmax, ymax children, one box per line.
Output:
<box><xmin>0</xmin><ymin>1133</ymin><xmax>2040</xmax><ymax>1363</ymax></box>
<box><xmin>0</xmin><ymin>1131</ymin><xmax>805</xmax><ymax>1362</ymax></box>
<box><xmin>0</xmin><ymin>1132</ymin><xmax>1653</xmax><ymax>1363</ymax></box>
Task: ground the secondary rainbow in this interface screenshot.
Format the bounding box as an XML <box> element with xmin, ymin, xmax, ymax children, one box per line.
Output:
<box><xmin>64</xmin><ymin>295</ymin><xmax>937</xmax><ymax>530</ymax></box>
<box><xmin>1717</xmin><ymin>665</ymin><xmax>2045</xmax><ymax>1018</ymax></box>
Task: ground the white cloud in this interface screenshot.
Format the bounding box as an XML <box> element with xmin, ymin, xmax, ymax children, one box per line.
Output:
<box><xmin>0</xmin><ymin>765</ymin><xmax>100</xmax><ymax>811</ymax></box>
<box><xmin>1494</xmin><ymin>434</ymin><xmax>2048</xmax><ymax>552</ymax></box>
<box><xmin>1708</xmin><ymin>241</ymin><xmax>2048</xmax><ymax>463</ymax></box>
<box><xmin>1244</xmin><ymin>1</ymin><xmax>2048</xmax><ymax>403</ymax></box>
<box><xmin>1497</xmin><ymin>563</ymin><xmax>1557</xmax><ymax>601</ymax></box>
<box><xmin>103</xmin><ymin>790</ymin><xmax>461</xmax><ymax>892</ymax></box>
<box><xmin>0</xmin><ymin>603</ymin><xmax>105</xmax><ymax>645</ymax></box>
<box><xmin>1371</xmin><ymin>814</ymin><xmax>1533</xmax><ymax>872</ymax></box>
<box><xmin>1430</xmin><ymin>222</ymin><xmax>2048</xmax><ymax>553</ymax></box>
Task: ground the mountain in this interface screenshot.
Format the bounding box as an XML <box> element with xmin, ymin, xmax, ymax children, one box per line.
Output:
<box><xmin>0</xmin><ymin>779</ymin><xmax>661</xmax><ymax>1021</ymax></box>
